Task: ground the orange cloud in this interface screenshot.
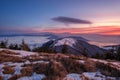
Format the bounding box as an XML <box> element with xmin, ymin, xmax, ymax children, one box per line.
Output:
<box><xmin>41</xmin><ymin>26</ymin><xmax>120</xmax><ymax>35</ymax></box>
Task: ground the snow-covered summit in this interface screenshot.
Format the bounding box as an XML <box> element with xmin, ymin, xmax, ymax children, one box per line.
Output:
<box><xmin>54</xmin><ymin>38</ymin><xmax>76</xmax><ymax>47</ymax></box>
<box><xmin>41</xmin><ymin>37</ymin><xmax>105</xmax><ymax>56</ymax></box>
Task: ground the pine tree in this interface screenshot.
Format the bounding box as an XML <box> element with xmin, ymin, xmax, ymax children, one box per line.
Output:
<box><xmin>83</xmin><ymin>48</ymin><xmax>88</xmax><ymax>57</ymax></box>
<box><xmin>9</xmin><ymin>43</ymin><xmax>20</xmax><ymax>50</ymax></box>
<box><xmin>20</xmin><ymin>39</ymin><xmax>30</xmax><ymax>51</ymax></box>
<box><xmin>117</xmin><ymin>46</ymin><xmax>120</xmax><ymax>60</ymax></box>
<box><xmin>9</xmin><ymin>44</ymin><xmax>14</xmax><ymax>49</ymax></box>
<box><xmin>62</xmin><ymin>41</ymin><xmax>68</xmax><ymax>54</ymax></box>
<box><xmin>0</xmin><ymin>40</ymin><xmax>8</xmax><ymax>48</ymax></box>
<box><xmin>14</xmin><ymin>44</ymin><xmax>20</xmax><ymax>50</ymax></box>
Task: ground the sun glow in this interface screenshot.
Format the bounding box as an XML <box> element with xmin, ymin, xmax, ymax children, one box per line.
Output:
<box><xmin>41</xmin><ymin>26</ymin><xmax>120</xmax><ymax>35</ymax></box>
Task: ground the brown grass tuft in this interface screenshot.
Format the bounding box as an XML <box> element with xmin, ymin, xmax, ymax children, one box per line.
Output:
<box><xmin>21</xmin><ymin>66</ymin><xmax>33</xmax><ymax>76</ymax></box>
<box><xmin>3</xmin><ymin>66</ymin><xmax>15</xmax><ymax>74</ymax></box>
<box><xmin>0</xmin><ymin>76</ymin><xmax>4</xmax><ymax>80</ymax></box>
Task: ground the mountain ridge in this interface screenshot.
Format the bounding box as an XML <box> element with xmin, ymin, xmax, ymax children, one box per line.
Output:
<box><xmin>41</xmin><ymin>36</ymin><xmax>105</xmax><ymax>57</ymax></box>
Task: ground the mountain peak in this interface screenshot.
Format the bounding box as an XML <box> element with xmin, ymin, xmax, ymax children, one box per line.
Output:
<box><xmin>54</xmin><ymin>38</ymin><xmax>76</xmax><ymax>47</ymax></box>
<box><xmin>41</xmin><ymin>37</ymin><xmax>105</xmax><ymax>57</ymax></box>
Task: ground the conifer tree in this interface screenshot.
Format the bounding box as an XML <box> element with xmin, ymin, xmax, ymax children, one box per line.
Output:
<box><xmin>117</xmin><ymin>46</ymin><xmax>120</xmax><ymax>60</ymax></box>
<box><xmin>62</xmin><ymin>40</ymin><xmax>68</xmax><ymax>54</ymax></box>
<box><xmin>20</xmin><ymin>39</ymin><xmax>30</xmax><ymax>51</ymax></box>
<box><xmin>9</xmin><ymin>43</ymin><xmax>14</xmax><ymax>49</ymax></box>
<box><xmin>0</xmin><ymin>40</ymin><xmax>8</xmax><ymax>48</ymax></box>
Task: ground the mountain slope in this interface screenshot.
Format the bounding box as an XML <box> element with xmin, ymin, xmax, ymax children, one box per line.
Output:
<box><xmin>41</xmin><ymin>37</ymin><xmax>105</xmax><ymax>57</ymax></box>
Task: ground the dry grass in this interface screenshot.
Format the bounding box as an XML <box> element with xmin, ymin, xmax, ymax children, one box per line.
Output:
<box><xmin>84</xmin><ymin>60</ymin><xmax>97</xmax><ymax>72</ymax></box>
<box><xmin>0</xmin><ymin>76</ymin><xmax>4</xmax><ymax>80</ymax></box>
<box><xmin>33</xmin><ymin>62</ymin><xmax>49</xmax><ymax>74</ymax></box>
<box><xmin>3</xmin><ymin>66</ymin><xmax>15</xmax><ymax>74</ymax></box>
<box><xmin>60</xmin><ymin>57</ymin><xmax>85</xmax><ymax>74</ymax></box>
<box><xmin>41</xmin><ymin>59</ymin><xmax>67</xmax><ymax>80</ymax></box>
<box><xmin>8</xmin><ymin>74</ymin><xmax>22</xmax><ymax>80</ymax></box>
<box><xmin>0</xmin><ymin>50</ymin><xmax>20</xmax><ymax>55</ymax></box>
<box><xmin>96</xmin><ymin>61</ymin><xmax>120</xmax><ymax>77</ymax></box>
<box><xmin>0</xmin><ymin>55</ymin><xmax>25</xmax><ymax>63</ymax></box>
<box><xmin>21</xmin><ymin>66</ymin><xmax>33</xmax><ymax>76</ymax></box>
<box><xmin>0</xmin><ymin>50</ymin><xmax>25</xmax><ymax>63</ymax></box>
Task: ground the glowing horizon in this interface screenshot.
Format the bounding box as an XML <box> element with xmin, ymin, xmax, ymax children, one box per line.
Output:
<box><xmin>40</xmin><ymin>26</ymin><xmax>120</xmax><ymax>35</ymax></box>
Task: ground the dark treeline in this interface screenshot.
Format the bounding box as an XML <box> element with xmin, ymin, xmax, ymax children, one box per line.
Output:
<box><xmin>0</xmin><ymin>40</ymin><xmax>120</xmax><ymax>61</ymax></box>
<box><xmin>0</xmin><ymin>39</ymin><xmax>30</xmax><ymax>51</ymax></box>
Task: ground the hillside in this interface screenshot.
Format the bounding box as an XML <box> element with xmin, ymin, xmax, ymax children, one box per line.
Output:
<box><xmin>0</xmin><ymin>49</ymin><xmax>120</xmax><ymax>80</ymax></box>
<box><xmin>40</xmin><ymin>37</ymin><xmax>105</xmax><ymax>57</ymax></box>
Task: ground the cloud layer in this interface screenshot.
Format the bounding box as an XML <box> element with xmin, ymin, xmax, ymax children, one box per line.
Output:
<box><xmin>51</xmin><ymin>16</ymin><xmax>92</xmax><ymax>24</ymax></box>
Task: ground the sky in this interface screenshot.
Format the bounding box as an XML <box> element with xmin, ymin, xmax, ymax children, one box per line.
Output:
<box><xmin>0</xmin><ymin>0</ymin><xmax>120</xmax><ymax>35</ymax></box>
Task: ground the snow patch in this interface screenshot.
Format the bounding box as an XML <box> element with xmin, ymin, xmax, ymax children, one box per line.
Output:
<box><xmin>4</xmin><ymin>74</ymin><xmax>12</xmax><ymax>80</ymax></box>
<box><xmin>0</xmin><ymin>49</ymin><xmax>39</xmax><ymax>57</ymax></box>
<box><xmin>32</xmin><ymin>61</ymin><xmax>49</xmax><ymax>64</ymax></box>
<box><xmin>83</xmin><ymin>72</ymin><xmax>116</xmax><ymax>80</ymax></box>
<box><xmin>0</xmin><ymin>64</ymin><xmax>4</xmax><ymax>75</ymax></box>
<box><xmin>77</xmin><ymin>60</ymin><xmax>85</xmax><ymax>64</ymax></box>
<box><xmin>14</xmin><ymin>63</ymin><xmax>24</xmax><ymax>74</ymax></box>
<box><xmin>64</xmin><ymin>73</ymin><xmax>82</xmax><ymax>80</ymax></box>
<box><xmin>10</xmin><ymin>50</ymin><xmax>38</xmax><ymax>57</ymax></box>
<box><xmin>17</xmin><ymin>73</ymin><xmax>45</xmax><ymax>80</ymax></box>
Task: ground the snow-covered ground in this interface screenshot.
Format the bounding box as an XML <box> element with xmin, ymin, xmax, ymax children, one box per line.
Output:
<box><xmin>0</xmin><ymin>48</ymin><xmax>39</xmax><ymax>57</ymax></box>
<box><xmin>83</xmin><ymin>72</ymin><xmax>116</xmax><ymax>80</ymax></box>
<box><xmin>17</xmin><ymin>73</ymin><xmax>45</xmax><ymax>80</ymax></box>
<box><xmin>54</xmin><ymin>38</ymin><xmax>76</xmax><ymax>47</ymax></box>
<box><xmin>64</xmin><ymin>73</ymin><xmax>82</xmax><ymax>80</ymax></box>
<box><xmin>63</xmin><ymin>72</ymin><xmax>117</xmax><ymax>80</ymax></box>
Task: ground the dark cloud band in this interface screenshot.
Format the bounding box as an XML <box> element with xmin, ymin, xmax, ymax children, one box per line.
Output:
<box><xmin>51</xmin><ymin>16</ymin><xmax>92</xmax><ymax>24</ymax></box>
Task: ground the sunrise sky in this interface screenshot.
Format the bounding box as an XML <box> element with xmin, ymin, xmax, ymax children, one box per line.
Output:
<box><xmin>0</xmin><ymin>0</ymin><xmax>120</xmax><ymax>35</ymax></box>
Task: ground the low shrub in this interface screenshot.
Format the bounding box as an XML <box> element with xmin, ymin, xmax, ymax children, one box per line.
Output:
<box><xmin>60</xmin><ymin>57</ymin><xmax>85</xmax><ymax>74</ymax></box>
<box><xmin>84</xmin><ymin>60</ymin><xmax>98</xmax><ymax>72</ymax></box>
<box><xmin>21</xmin><ymin>66</ymin><xmax>33</xmax><ymax>76</ymax></box>
<box><xmin>3</xmin><ymin>66</ymin><xmax>15</xmax><ymax>74</ymax></box>
<box><xmin>33</xmin><ymin>59</ymin><xmax>68</xmax><ymax>80</ymax></box>
<box><xmin>96</xmin><ymin>61</ymin><xmax>120</xmax><ymax>77</ymax></box>
<box><xmin>33</xmin><ymin>62</ymin><xmax>49</xmax><ymax>74</ymax></box>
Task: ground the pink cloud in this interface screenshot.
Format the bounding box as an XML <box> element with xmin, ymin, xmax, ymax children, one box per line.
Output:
<box><xmin>41</xmin><ymin>26</ymin><xmax>120</xmax><ymax>35</ymax></box>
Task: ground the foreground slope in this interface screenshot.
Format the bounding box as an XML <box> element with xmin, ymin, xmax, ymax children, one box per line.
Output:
<box><xmin>0</xmin><ymin>49</ymin><xmax>120</xmax><ymax>80</ymax></box>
